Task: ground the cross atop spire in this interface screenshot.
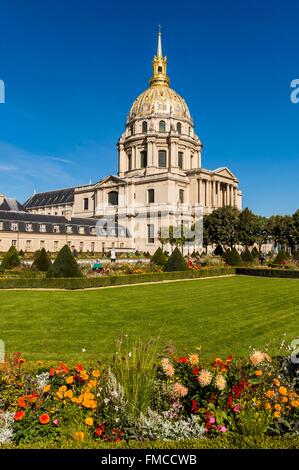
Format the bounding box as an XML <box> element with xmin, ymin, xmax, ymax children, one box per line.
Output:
<box><xmin>150</xmin><ymin>28</ymin><xmax>170</xmax><ymax>87</ymax></box>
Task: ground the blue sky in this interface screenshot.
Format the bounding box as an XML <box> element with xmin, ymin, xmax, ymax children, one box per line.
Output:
<box><xmin>0</xmin><ymin>0</ymin><xmax>298</xmax><ymax>215</ymax></box>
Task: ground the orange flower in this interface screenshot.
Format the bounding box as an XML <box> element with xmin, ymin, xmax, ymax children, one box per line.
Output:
<box><xmin>265</xmin><ymin>390</ymin><xmax>275</xmax><ymax>399</ymax></box>
<box><xmin>274</xmin><ymin>404</ymin><xmax>282</xmax><ymax>412</ymax></box>
<box><xmin>73</xmin><ymin>432</ymin><xmax>84</xmax><ymax>441</ymax></box>
<box><xmin>278</xmin><ymin>387</ymin><xmax>288</xmax><ymax>396</ymax></box>
<box><xmin>43</xmin><ymin>385</ymin><xmax>51</xmax><ymax>393</ymax></box>
<box><xmin>14</xmin><ymin>411</ymin><xmax>25</xmax><ymax>421</ymax></box>
<box><xmin>85</xmin><ymin>417</ymin><xmax>93</xmax><ymax>427</ymax></box>
<box><xmin>39</xmin><ymin>413</ymin><xmax>50</xmax><ymax>425</ymax></box>
<box><xmin>265</xmin><ymin>402</ymin><xmax>271</xmax><ymax>410</ymax></box>
<box><xmin>17</xmin><ymin>398</ymin><xmax>27</xmax><ymax>408</ymax></box>
<box><xmin>66</xmin><ymin>376</ymin><xmax>74</xmax><ymax>385</ymax></box>
<box><xmin>291</xmin><ymin>400</ymin><xmax>299</xmax><ymax>408</ymax></box>
<box><xmin>273</xmin><ymin>378</ymin><xmax>280</xmax><ymax>387</ymax></box>
<box><xmin>92</xmin><ymin>370</ymin><xmax>101</xmax><ymax>378</ymax></box>
<box><xmin>273</xmin><ymin>411</ymin><xmax>281</xmax><ymax>419</ymax></box>
<box><xmin>255</xmin><ymin>370</ymin><xmax>263</xmax><ymax>377</ymax></box>
<box><xmin>280</xmin><ymin>396</ymin><xmax>288</xmax><ymax>403</ymax></box>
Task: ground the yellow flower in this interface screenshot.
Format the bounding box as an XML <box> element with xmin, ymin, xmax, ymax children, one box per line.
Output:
<box><xmin>290</xmin><ymin>400</ymin><xmax>299</xmax><ymax>408</ymax></box>
<box><xmin>56</xmin><ymin>392</ymin><xmax>64</xmax><ymax>400</ymax></box>
<box><xmin>273</xmin><ymin>411</ymin><xmax>281</xmax><ymax>419</ymax></box>
<box><xmin>273</xmin><ymin>378</ymin><xmax>280</xmax><ymax>386</ymax></box>
<box><xmin>85</xmin><ymin>417</ymin><xmax>93</xmax><ymax>427</ymax></box>
<box><xmin>66</xmin><ymin>376</ymin><xmax>74</xmax><ymax>384</ymax></box>
<box><xmin>43</xmin><ymin>385</ymin><xmax>51</xmax><ymax>393</ymax></box>
<box><xmin>92</xmin><ymin>370</ymin><xmax>101</xmax><ymax>378</ymax></box>
<box><xmin>88</xmin><ymin>380</ymin><xmax>97</xmax><ymax>389</ymax></box>
<box><xmin>280</xmin><ymin>396</ymin><xmax>288</xmax><ymax>404</ymax></box>
<box><xmin>77</xmin><ymin>395</ymin><xmax>83</xmax><ymax>404</ymax></box>
<box><xmin>265</xmin><ymin>390</ymin><xmax>275</xmax><ymax>399</ymax></box>
<box><xmin>255</xmin><ymin>370</ymin><xmax>263</xmax><ymax>377</ymax></box>
<box><xmin>274</xmin><ymin>403</ymin><xmax>282</xmax><ymax>412</ymax></box>
<box><xmin>73</xmin><ymin>431</ymin><xmax>84</xmax><ymax>441</ymax></box>
<box><xmin>265</xmin><ymin>402</ymin><xmax>271</xmax><ymax>410</ymax></box>
<box><xmin>37</xmin><ymin>360</ymin><xmax>43</xmax><ymax>365</ymax></box>
<box><xmin>71</xmin><ymin>397</ymin><xmax>78</xmax><ymax>404</ymax></box>
<box><xmin>58</xmin><ymin>385</ymin><xmax>67</xmax><ymax>393</ymax></box>
<box><xmin>64</xmin><ymin>390</ymin><xmax>73</xmax><ymax>399</ymax></box>
<box><xmin>188</xmin><ymin>354</ymin><xmax>199</xmax><ymax>366</ymax></box>
<box><xmin>80</xmin><ymin>371</ymin><xmax>89</xmax><ymax>381</ymax></box>
<box><xmin>267</xmin><ymin>372</ymin><xmax>272</xmax><ymax>377</ymax></box>
<box><xmin>89</xmin><ymin>400</ymin><xmax>97</xmax><ymax>410</ymax></box>
<box><xmin>278</xmin><ymin>386</ymin><xmax>288</xmax><ymax>396</ymax></box>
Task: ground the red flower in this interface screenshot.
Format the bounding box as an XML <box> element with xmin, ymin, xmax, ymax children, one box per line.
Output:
<box><xmin>17</xmin><ymin>398</ymin><xmax>27</xmax><ymax>408</ymax></box>
<box><xmin>192</xmin><ymin>367</ymin><xmax>199</xmax><ymax>376</ymax></box>
<box><xmin>179</xmin><ymin>356</ymin><xmax>188</xmax><ymax>364</ymax></box>
<box><xmin>39</xmin><ymin>413</ymin><xmax>50</xmax><ymax>425</ymax></box>
<box><xmin>14</xmin><ymin>411</ymin><xmax>25</xmax><ymax>421</ymax></box>
<box><xmin>58</xmin><ymin>363</ymin><xmax>69</xmax><ymax>374</ymax></box>
<box><xmin>191</xmin><ymin>399</ymin><xmax>199</xmax><ymax>413</ymax></box>
<box><xmin>228</xmin><ymin>395</ymin><xmax>233</xmax><ymax>408</ymax></box>
<box><xmin>95</xmin><ymin>424</ymin><xmax>105</xmax><ymax>437</ymax></box>
<box><xmin>49</xmin><ymin>368</ymin><xmax>55</xmax><ymax>377</ymax></box>
<box><xmin>75</xmin><ymin>363</ymin><xmax>84</xmax><ymax>373</ymax></box>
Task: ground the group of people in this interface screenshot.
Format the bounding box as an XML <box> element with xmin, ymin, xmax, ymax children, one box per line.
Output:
<box><xmin>92</xmin><ymin>248</ymin><xmax>116</xmax><ymax>273</ymax></box>
<box><xmin>187</xmin><ymin>256</ymin><xmax>206</xmax><ymax>270</ymax></box>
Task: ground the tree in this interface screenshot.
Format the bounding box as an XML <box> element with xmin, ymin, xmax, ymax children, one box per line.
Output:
<box><xmin>150</xmin><ymin>247</ymin><xmax>167</xmax><ymax>266</ymax></box>
<box><xmin>164</xmin><ymin>247</ymin><xmax>188</xmax><ymax>272</ymax></box>
<box><xmin>158</xmin><ymin>227</ymin><xmax>169</xmax><ymax>251</ymax></box>
<box><xmin>214</xmin><ymin>244</ymin><xmax>224</xmax><ymax>256</ymax></box>
<box><xmin>32</xmin><ymin>248</ymin><xmax>52</xmax><ymax>272</ymax></box>
<box><xmin>241</xmin><ymin>247</ymin><xmax>254</xmax><ymax>263</ymax></box>
<box><xmin>273</xmin><ymin>250</ymin><xmax>289</xmax><ymax>265</ymax></box>
<box><xmin>238</xmin><ymin>208</ymin><xmax>258</xmax><ymax>247</ymax></box>
<box><xmin>204</xmin><ymin>206</ymin><xmax>240</xmax><ymax>248</ymax></box>
<box><xmin>225</xmin><ymin>248</ymin><xmax>243</xmax><ymax>266</ymax></box>
<box><xmin>1</xmin><ymin>245</ymin><xmax>21</xmax><ymax>269</ymax></box>
<box><xmin>251</xmin><ymin>246</ymin><xmax>259</xmax><ymax>258</ymax></box>
<box><xmin>47</xmin><ymin>245</ymin><xmax>83</xmax><ymax>278</ymax></box>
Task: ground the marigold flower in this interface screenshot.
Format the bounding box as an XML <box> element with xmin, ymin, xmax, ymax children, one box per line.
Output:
<box><xmin>17</xmin><ymin>398</ymin><xmax>27</xmax><ymax>408</ymax></box>
<box><xmin>280</xmin><ymin>396</ymin><xmax>288</xmax><ymax>404</ymax></box>
<box><xmin>92</xmin><ymin>370</ymin><xmax>101</xmax><ymax>378</ymax></box>
<box><xmin>273</xmin><ymin>378</ymin><xmax>280</xmax><ymax>387</ymax></box>
<box><xmin>73</xmin><ymin>431</ymin><xmax>84</xmax><ymax>441</ymax></box>
<box><xmin>265</xmin><ymin>402</ymin><xmax>271</xmax><ymax>411</ymax></box>
<box><xmin>39</xmin><ymin>413</ymin><xmax>50</xmax><ymax>425</ymax></box>
<box><xmin>290</xmin><ymin>400</ymin><xmax>299</xmax><ymax>408</ymax></box>
<box><xmin>43</xmin><ymin>385</ymin><xmax>51</xmax><ymax>393</ymax></box>
<box><xmin>88</xmin><ymin>380</ymin><xmax>97</xmax><ymax>389</ymax></box>
<box><xmin>198</xmin><ymin>369</ymin><xmax>212</xmax><ymax>387</ymax></box>
<box><xmin>265</xmin><ymin>390</ymin><xmax>275</xmax><ymax>399</ymax></box>
<box><xmin>172</xmin><ymin>382</ymin><xmax>188</xmax><ymax>397</ymax></box>
<box><xmin>58</xmin><ymin>385</ymin><xmax>67</xmax><ymax>393</ymax></box>
<box><xmin>85</xmin><ymin>417</ymin><xmax>93</xmax><ymax>427</ymax></box>
<box><xmin>179</xmin><ymin>356</ymin><xmax>188</xmax><ymax>364</ymax></box>
<box><xmin>215</xmin><ymin>374</ymin><xmax>227</xmax><ymax>391</ymax></box>
<box><xmin>14</xmin><ymin>411</ymin><xmax>25</xmax><ymax>421</ymax></box>
<box><xmin>66</xmin><ymin>376</ymin><xmax>74</xmax><ymax>384</ymax></box>
<box><xmin>188</xmin><ymin>354</ymin><xmax>199</xmax><ymax>366</ymax></box>
<box><xmin>249</xmin><ymin>351</ymin><xmax>265</xmax><ymax>366</ymax></box>
<box><xmin>255</xmin><ymin>370</ymin><xmax>263</xmax><ymax>377</ymax></box>
<box><xmin>80</xmin><ymin>371</ymin><xmax>89</xmax><ymax>381</ymax></box>
<box><xmin>273</xmin><ymin>411</ymin><xmax>281</xmax><ymax>419</ymax></box>
<box><xmin>274</xmin><ymin>404</ymin><xmax>282</xmax><ymax>412</ymax></box>
<box><xmin>64</xmin><ymin>390</ymin><xmax>73</xmax><ymax>399</ymax></box>
<box><xmin>278</xmin><ymin>386</ymin><xmax>288</xmax><ymax>396</ymax></box>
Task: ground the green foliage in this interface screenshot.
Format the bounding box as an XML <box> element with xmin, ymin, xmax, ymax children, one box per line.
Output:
<box><xmin>236</xmin><ymin>267</ymin><xmax>299</xmax><ymax>278</ymax></box>
<box><xmin>18</xmin><ymin>250</ymin><xmax>24</xmax><ymax>257</ymax></box>
<box><xmin>204</xmin><ymin>206</ymin><xmax>240</xmax><ymax>247</ymax></box>
<box><xmin>241</xmin><ymin>247</ymin><xmax>254</xmax><ymax>263</ymax></box>
<box><xmin>225</xmin><ymin>248</ymin><xmax>243</xmax><ymax>266</ymax></box>
<box><xmin>1</xmin><ymin>245</ymin><xmax>21</xmax><ymax>269</ymax></box>
<box><xmin>273</xmin><ymin>250</ymin><xmax>289</xmax><ymax>265</ymax></box>
<box><xmin>47</xmin><ymin>245</ymin><xmax>83</xmax><ymax>278</ymax></box>
<box><xmin>150</xmin><ymin>247</ymin><xmax>167</xmax><ymax>266</ymax></box>
<box><xmin>251</xmin><ymin>247</ymin><xmax>259</xmax><ymax>258</ymax></box>
<box><xmin>214</xmin><ymin>244</ymin><xmax>224</xmax><ymax>256</ymax></box>
<box><xmin>164</xmin><ymin>247</ymin><xmax>188</xmax><ymax>272</ymax></box>
<box><xmin>293</xmin><ymin>250</ymin><xmax>299</xmax><ymax>261</ymax></box>
<box><xmin>236</xmin><ymin>410</ymin><xmax>271</xmax><ymax>436</ymax></box>
<box><xmin>32</xmin><ymin>248</ymin><xmax>52</xmax><ymax>272</ymax></box>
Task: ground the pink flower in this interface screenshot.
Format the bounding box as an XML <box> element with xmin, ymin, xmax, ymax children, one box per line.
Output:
<box><xmin>53</xmin><ymin>419</ymin><xmax>60</xmax><ymax>426</ymax></box>
<box><xmin>220</xmin><ymin>426</ymin><xmax>227</xmax><ymax>433</ymax></box>
<box><xmin>233</xmin><ymin>404</ymin><xmax>240</xmax><ymax>413</ymax></box>
<box><xmin>209</xmin><ymin>417</ymin><xmax>216</xmax><ymax>424</ymax></box>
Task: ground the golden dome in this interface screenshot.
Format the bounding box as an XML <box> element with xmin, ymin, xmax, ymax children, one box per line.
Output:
<box><xmin>129</xmin><ymin>85</ymin><xmax>191</xmax><ymax>121</ymax></box>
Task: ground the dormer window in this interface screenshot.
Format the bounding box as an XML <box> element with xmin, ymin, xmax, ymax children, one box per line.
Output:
<box><xmin>66</xmin><ymin>225</ymin><xmax>72</xmax><ymax>234</ymax></box>
<box><xmin>79</xmin><ymin>226</ymin><xmax>85</xmax><ymax>235</ymax></box>
<box><xmin>53</xmin><ymin>225</ymin><xmax>60</xmax><ymax>233</ymax></box>
<box><xmin>40</xmin><ymin>224</ymin><xmax>46</xmax><ymax>233</ymax></box>
<box><xmin>11</xmin><ymin>222</ymin><xmax>18</xmax><ymax>231</ymax></box>
<box><xmin>26</xmin><ymin>223</ymin><xmax>33</xmax><ymax>232</ymax></box>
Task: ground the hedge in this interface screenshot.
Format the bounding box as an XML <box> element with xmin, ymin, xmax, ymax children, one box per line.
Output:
<box><xmin>236</xmin><ymin>267</ymin><xmax>299</xmax><ymax>279</ymax></box>
<box><xmin>0</xmin><ymin>268</ymin><xmax>235</xmax><ymax>289</ymax></box>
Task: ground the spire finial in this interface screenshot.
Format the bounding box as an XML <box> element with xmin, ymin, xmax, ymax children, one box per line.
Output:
<box><xmin>157</xmin><ymin>25</ymin><xmax>162</xmax><ymax>58</ymax></box>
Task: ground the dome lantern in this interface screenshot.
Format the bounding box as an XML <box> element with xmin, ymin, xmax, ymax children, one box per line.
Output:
<box><xmin>149</xmin><ymin>27</ymin><xmax>170</xmax><ymax>88</ymax></box>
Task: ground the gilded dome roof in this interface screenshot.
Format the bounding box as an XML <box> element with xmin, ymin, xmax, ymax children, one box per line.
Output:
<box><xmin>129</xmin><ymin>85</ymin><xmax>191</xmax><ymax>121</ymax></box>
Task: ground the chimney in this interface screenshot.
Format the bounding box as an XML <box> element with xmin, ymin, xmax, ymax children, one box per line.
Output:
<box><xmin>0</xmin><ymin>194</ymin><xmax>4</xmax><ymax>206</ymax></box>
<box><xmin>63</xmin><ymin>209</ymin><xmax>72</xmax><ymax>221</ymax></box>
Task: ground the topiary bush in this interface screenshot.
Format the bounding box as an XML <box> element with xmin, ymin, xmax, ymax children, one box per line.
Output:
<box><xmin>164</xmin><ymin>247</ymin><xmax>188</xmax><ymax>272</ymax></box>
<box><xmin>251</xmin><ymin>247</ymin><xmax>259</xmax><ymax>259</ymax></box>
<box><xmin>47</xmin><ymin>245</ymin><xmax>83</xmax><ymax>278</ymax></box>
<box><xmin>273</xmin><ymin>250</ymin><xmax>289</xmax><ymax>265</ymax></box>
<box><xmin>1</xmin><ymin>245</ymin><xmax>21</xmax><ymax>269</ymax></box>
<box><xmin>214</xmin><ymin>244</ymin><xmax>224</xmax><ymax>256</ymax></box>
<box><xmin>225</xmin><ymin>247</ymin><xmax>243</xmax><ymax>266</ymax></box>
<box><xmin>293</xmin><ymin>250</ymin><xmax>299</xmax><ymax>261</ymax></box>
<box><xmin>32</xmin><ymin>248</ymin><xmax>52</xmax><ymax>272</ymax></box>
<box><xmin>241</xmin><ymin>247</ymin><xmax>254</xmax><ymax>263</ymax></box>
<box><xmin>150</xmin><ymin>247</ymin><xmax>167</xmax><ymax>266</ymax></box>
<box><xmin>222</xmin><ymin>248</ymin><xmax>231</xmax><ymax>263</ymax></box>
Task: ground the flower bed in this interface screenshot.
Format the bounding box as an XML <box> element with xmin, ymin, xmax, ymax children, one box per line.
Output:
<box><xmin>0</xmin><ymin>347</ymin><xmax>298</xmax><ymax>448</ymax></box>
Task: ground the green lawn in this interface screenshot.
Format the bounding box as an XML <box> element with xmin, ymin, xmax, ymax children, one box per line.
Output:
<box><xmin>0</xmin><ymin>276</ymin><xmax>298</xmax><ymax>362</ymax></box>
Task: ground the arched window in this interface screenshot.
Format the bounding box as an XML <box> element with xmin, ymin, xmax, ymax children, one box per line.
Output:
<box><xmin>159</xmin><ymin>120</ymin><xmax>166</xmax><ymax>132</ymax></box>
<box><xmin>158</xmin><ymin>66</ymin><xmax>163</xmax><ymax>73</ymax></box>
<box><xmin>108</xmin><ymin>191</ymin><xmax>118</xmax><ymax>206</ymax></box>
<box><xmin>178</xmin><ymin>152</ymin><xmax>184</xmax><ymax>169</ymax></box>
<box><xmin>176</xmin><ymin>122</ymin><xmax>182</xmax><ymax>134</ymax></box>
<box><xmin>128</xmin><ymin>154</ymin><xmax>132</xmax><ymax>171</ymax></box>
<box><xmin>158</xmin><ymin>150</ymin><xmax>167</xmax><ymax>168</ymax></box>
<box><xmin>142</xmin><ymin>121</ymin><xmax>148</xmax><ymax>133</ymax></box>
<box><xmin>140</xmin><ymin>151</ymin><xmax>147</xmax><ymax>168</ymax></box>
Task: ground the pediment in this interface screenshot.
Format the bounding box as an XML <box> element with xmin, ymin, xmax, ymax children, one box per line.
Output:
<box><xmin>95</xmin><ymin>175</ymin><xmax>126</xmax><ymax>189</ymax></box>
<box><xmin>213</xmin><ymin>167</ymin><xmax>237</xmax><ymax>179</ymax></box>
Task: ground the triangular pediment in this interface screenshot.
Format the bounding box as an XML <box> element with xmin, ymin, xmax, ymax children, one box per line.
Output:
<box><xmin>213</xmin><ymin>167</ymin><xmax>237</xmax><ymax>179</ymax></box>
<box><xmin>95</xmin><ymin>175</ymin><xmax>126</xmax><ymax>189</ymax></box>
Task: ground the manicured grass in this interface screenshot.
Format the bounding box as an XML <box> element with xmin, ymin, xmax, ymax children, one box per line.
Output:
<box><xmin>0</xmin><ymin>276</ymin><xmax>298</xmax><ymax>362</ymax></box>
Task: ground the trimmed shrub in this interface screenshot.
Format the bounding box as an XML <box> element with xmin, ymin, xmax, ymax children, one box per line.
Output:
<box><xmin>18</xmin><ymin>249</ymin><xmax>24</xmax><ymax>257</ymax></box>
<box><xmin>164</xmin><ymin>247</ymin><xmax>188</xmax><ymax>272</ymax></box>
<box><xmin>273</xmin><ymin>250</ymin><xmax>289</xmax><ymax>265</ymax></box>
<box><xmin>47</xmin><ymin>245</ymin><xmax>83</xmax><ymax>278</ymax></box>
<box><xmin>151</xmin><ymin>247</ymin><xmax>167</xmax><ymax>266</ymax></box>
<box><xmin>225</xmin><ymin>248</ymin><xmax>243</xmax><ymax>266</ymax></box>
<box><xmin>1</xmin><ymin>245</ymin><xmax>21</xmax><ymax>269</ymax></box>
<box><xmin>251</xmin><ymin>247</ymin><xmax>259</xmax><ymax>259</ymax></box>
<box><xmin>236</xmin><ymin>267</ymin><xmax>299</xmax><ymax>279</ymax></box>
<box><xmin>222</xmin><ymin>248</ymin><xmax>231</xmax><ymax>263</ymax></box>
<box><xmin>241</xmin><ymin>247</ymin><xmax>254</xmax><ymax>263</ymax></box>
<box><xmin>293</xmin><ymin>250</ymin><xmax>299</xmax><ymax>261</ymax></box>
<box><xmin>32</xmin><ymin>248</ymin><xmax>52</xmax><ymax>272</ymax></box>
<box><xmin>214</xmin><ymin>244</ymin><xmax>224</xmax><ymax>256</ymax></box>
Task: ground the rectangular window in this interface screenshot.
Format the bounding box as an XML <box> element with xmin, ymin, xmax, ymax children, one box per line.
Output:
<box><xmin>90</xmin><ymin>227</ymin><xmax>96</xmax><ymax>235</ymax></box>
<box><xmin>11</xmin><ymin>222</ymin><xmax>18</xmax><ymax>231</ymax></box>
<box><xmin>40</xmin><ymin>240</ymin><xmax>45</xmax><ymax>249</ymax></box>
<box><xmin>83</xmin><ymin>198</ymin><xmax>89</xmax><ymax>210</ymax></box>
<box><xmin>147</xmin><ymin>224</ymin><xmax>155</xmax><ymax>244</ymax></box>
<box><xmin>102</xmin><ymin>242</ymin><xmax>105</xmax><ymax>253</ymax></box>
<box><xmin>54</xmin><ymin>241</ymin><xmax>59</xmax><ymax>251</ymax></box>
<box><xmin>158</xmin><ymin>150</ymin><xmax>166</xmax><ymax>167</ymax></box>
<box><xmin>67</xmin><ymin>241</ymin><xmax>71</xmax><ymax>247</ymax></box>
<box><xmin>40</xmin><ymin>224</ymin><xmax>46</xmax><ymax>232</ymax></box>
<box><xmin>79</xmin><ymin>242</ymin><xmax>84</xmax><ymax>252</ymax></box>
<box><xmin>128</xmin><ymin>154</ymin><xmax>132</xmax><ymax>171</ymax></box>
<box><xmin>91</xmin><ymin>242</ymin><xmax>95</xmax><ymax>252</ymax></box>
<box><xmin>179</xmin><ymin>189</ymin><xmax>184</xmax><ymax>204</ymax></box>
<box><xmin>140</xmin><ymin>151</ymin><xmax>147</xmax><ymax>168</ymax></box>
<box><xmin>12</xmin><ymin>240</ymin><xmax>17</xmax><ymax>246</ymax></box>
<box><xmin>26</xmin><ymin>240</ymin><xmax>31</xmax><ymax>250</ymax></box>
<box><xmin>66</xmin><ymin>225</ymin><xmax>72</xmax><ymax>233</ymax></box>
<box><xmin>120</xmin><ymin>243</ymin><xmax>124</xmax><ymax>249</ymax></box>
<box><xmin>79</xmin><ymin>226</ymin><xmax>85</xmax><ymax>235</ymax></box>
<box><xmin>178</xmin><ymin>152</ymin><xmax>184</xmax><ymax>169</ymax></box>
<box><xmin>148</xmin><ymin>189</ymin><xmax>155</xmax><ymax>204</ymax></box>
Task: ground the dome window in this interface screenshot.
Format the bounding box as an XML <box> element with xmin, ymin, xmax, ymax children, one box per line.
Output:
<box><xmin>158</xmin><ymin>150</ymin><xmax>167</xmax><ymax>168</ymax></box>
<box><xmin>159</xmin><ymin>120</ymin><xmax>166</xmax><ymax>132</ymax></box>
<box><xmin>176</xmin><ymin>122</ymin><xmax>182</xmax><ymax>134</ymax></box>
<box><xmin>178</xmin><ymin>152</ymin><xmax>184</xmax><ymax>169</ymax></box>
<box><xmin>158</xmin><ymin>66</ymin><xmax>163</xmax><ymax>73</ymax></box>
<box><xmin>142</xmin><ymin>121</ymin><xmax>148</xmax><ymax>133</ymax></box>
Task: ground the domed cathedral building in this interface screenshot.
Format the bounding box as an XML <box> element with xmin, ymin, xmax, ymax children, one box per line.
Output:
<box><xmin>13</xmin><ymin>31</ymin><xmax>242</xmax><ymax>255</ymax></box>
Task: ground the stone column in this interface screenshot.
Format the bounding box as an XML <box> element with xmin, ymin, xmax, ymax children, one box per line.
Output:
<box><xmin>230</xmin><ymin>185</ymin><xmax>234</xmax><ymax>206</ymax></box>
<box><xmin>197</xmin><ymin>179</ymin><xmax>201</xmax><ymax>204</ymax></box>
<box><xmin>118</xmin><ymin>142</ymin><xmax>126</xmax><ymax>176</ymax></box>
<box><xmin>147</xmin><ymin>141</ymin><xmax>153</xmax><ymax>167</ymax></box>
